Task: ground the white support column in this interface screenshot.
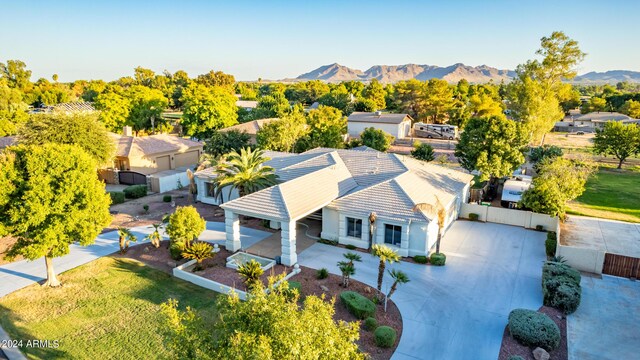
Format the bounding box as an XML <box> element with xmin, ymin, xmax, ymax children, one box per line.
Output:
<box><xmin>224</xmin><ymin>210</ymin><xmax>241</xmax><ymax>252</ymax></box>
<box><xmin>281</xmin><ymin>220</ymin><xmax>297</xmax><ymax>266</ymax></box>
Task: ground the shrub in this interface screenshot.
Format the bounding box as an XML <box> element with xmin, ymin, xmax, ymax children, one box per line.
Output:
<box><xmin>373</xmin><ymin>326</ymin><xmax>397</xmax><ymax>348</ymax></box>
<box><xmin>163</xmin><ymin>195</ymin><xmax>172</xmax><ymax>202</ymax></box>
<box><xmin>166</xmin><ymin>206</ymin><xmax>206</xmax><ymax>249</ymax></box>
<box><xmin>316</xmin><ymin>268</ymin><xmax>329</xmax><ymax>279</ymax></box>
<box><xmin>468</xmin><ymin>213</ymin><xmax>479</xmax><ymax>221</ymax></box>
<box><xmin>508</xmin><ymin>309</ymin><xmax>560</xmax><ymax>351</ymax></box>
<box><xmin>411</xmin><ymin>143</ymin><xmax>435</xmax><ymax>162</ymax></box>
<box><xmin>181</xmin><ymin>241</ymin><xmax>214</xmax><ymax>271</ymax></box>
<box><xmin>143</xmin><ymin>204</ymin><xmax>149</xmax><ymax>213</ymax></box>
<box><xmin>545</xmin><ymin>234</ymin><xmax>557</xmax><ymax>257</ymax></box>
<box><xmin>345</xmin><ymin>244</ymin><xmax>357</xmax><ymax>250</ymax></box>
<box><xmin>237</xmin><ymin>259</ymin><xmax>264</xmax><ymax>290</ymax></box>
<box><xmin>413</xmin><ymin>255</ymin><xmax>428</xmax><ymax>264</ymax></box>
<box><xmin>536</xmin><ymin>224</ymin><xmax>544</xmax><ymax>231</ymax></box>
<box><xmin>542</xmin><ymin>262</ymin><xmax>581</xmax><ymax>285</ymax></box>
<box><xmin>542</xmin><ymin>261</ymin><xmax>582</xmax><ymax>314</ymax></box>
<box><xmin>169</xmin><ymin>241</ymin><xmax>185</xmax><ymax>260</ymax></box>
<box><xmin>430</xmin><ymin>253</ymin><xmax>446</xmax><ymax>266</ymax></box>
<box><xmin>339</xmin><ymin>291</ymin><xmax>376</xmax><ymax>319</ymax></box>
<box><xmin>123</xmin><ymin>185</ymin><xmax>147</xmax><ymax>199</ymax></box>
<box><xmin>363</xmin><ymin>317</ymin><xmax>378</xmax><ymax>331</ymax></box>
<box><xmin>318</xmin><ymin>238</ymin><xmax>338</xmax><ymax>246</ymax></box>
<box><xmin>508</xmin><ymin>356</ymin><xmax>524</xmax><ymax>360</ymax></box>
<box><xmin>282</xmin><ymin>281</ymin><xmax>302</xmax><ymax>301</ymax></box>
<box><xmin>549</xmin><ymin>281</ymin><xmax>582</xmax><ymax>314</ymax></box>
<box><xmin>108</xmin><ymin>191</ymin><xmax>125</xmax><ymax>204</ymax></box>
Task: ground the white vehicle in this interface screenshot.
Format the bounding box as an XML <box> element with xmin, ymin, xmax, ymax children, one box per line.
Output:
<box><xmin>413</xmin><ymin>123</ymin><xmax>458</xmax><ymax>140</ymax></box>
<box><xmin>500</xmin><ymin>175</ymin><xmax>532</xmax><ymax>209</ymax></box>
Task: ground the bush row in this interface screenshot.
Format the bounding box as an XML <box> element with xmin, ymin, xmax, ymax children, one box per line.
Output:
<box><xmin>340</xmin><ymin>291</ymin><xmax>375</xmax><ymax>319</ymax></box>
<box><xmin>545</xmin><ymin>231</ymin><xmax>557</xmax><ymax>257</ymax></box>
<box><xmin>508</xmin><ymin>308</ymin><xmax>560</xmax><ymax>351</ymax></box>
<box><xmin>108</xmin><ymin>191</ymin><xmax>125</xmax><ymax>204</ymax></box>
<box><xmin>123</xmin><ymin>185</ymin><xmax>147</xmax><ymax>199</ymax></box>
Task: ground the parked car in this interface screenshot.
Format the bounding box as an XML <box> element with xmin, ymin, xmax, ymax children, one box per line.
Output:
<box><xmin>576</xmin><ymin>131</ymin><xmax>585</xmax><ymax>135</ymax></box>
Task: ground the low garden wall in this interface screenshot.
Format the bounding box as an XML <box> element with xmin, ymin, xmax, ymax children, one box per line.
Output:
<box><xmin>460</xmin><ymin>203</ymin><xmax>559</xmax><ymax>231</ymax></box>
<box><xmin>173</xmin><ymin>260</ymin><xmax>302</xmax><ymax>300</ymax></box>
<box><xmin>556</xmin><ymin>244</ymin><xmax>605</xmax><ymax>274</ymax></box>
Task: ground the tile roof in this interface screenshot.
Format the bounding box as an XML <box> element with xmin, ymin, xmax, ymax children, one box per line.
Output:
<box><xmin>110</xmin><ymin>133</ymin><xmax>203</xmax><ymax>158</ymax></box>
<box><xmin>219</xmin><ymin>118</ymin><xmax>278</xmax><ymax>135</ymax></box>
<box><xmin>347</xmin><ymin>112</ymin><xmax>412</xmax><ymax>124</ymax></box>
<box><xmin>574</xmin><ymin>112</ymin><xmax>633</xmax><ymax>122</ymax></box>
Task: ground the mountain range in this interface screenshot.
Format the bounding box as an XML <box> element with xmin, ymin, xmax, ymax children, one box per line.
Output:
<box><xmin>292</xmin><ymin>63</ymin><xmax>640</xmax><ymax>84</ymax></box>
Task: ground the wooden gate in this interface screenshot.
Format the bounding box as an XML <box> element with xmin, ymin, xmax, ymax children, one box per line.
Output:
<box><xmin>118</xmin><ymin>171</ymin><xmax>147</xmax><ymax>186</ymax></box>
<box><xmin>602</xmin><ymin>253</ymin><xmax>640</xmax><ymax>278</ymax></box>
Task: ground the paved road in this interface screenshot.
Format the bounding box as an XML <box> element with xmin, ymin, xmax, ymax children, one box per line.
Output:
<box><xmin>568</xmin><ymin>275</ymin><xmax>640</xmax><ymax>360</ymax></box>
<box><xmin>0</xmin><ymin>222</ymin><xmax>270</xmax><ymax>298</ymax></box>
<box><xmin>298</xmin><ymin>220</ymin><xmax>546</xmax><ymax>360</ymax></box>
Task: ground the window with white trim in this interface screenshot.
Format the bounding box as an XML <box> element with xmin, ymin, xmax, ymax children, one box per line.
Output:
<box><xmin>384</xmin><ymin>224</ymin><xmax>402</xmax><ymax>246</ymax></box>
<box><xmin>346</xmin><ymin>217</ymin><xmax>362</xmax><ymax>238</ymax></box>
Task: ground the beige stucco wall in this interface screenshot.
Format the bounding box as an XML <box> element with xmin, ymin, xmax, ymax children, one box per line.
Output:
<box><xmin>126</xmin><ymin>146</ymin><xmax>203</xmax><ymax>175</ymax></box>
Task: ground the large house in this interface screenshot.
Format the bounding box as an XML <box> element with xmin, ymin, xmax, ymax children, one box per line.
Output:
<box><xmin>194</xmin><ymin>147</ymin><xmax>473</xmax><ymax>265</ymax></box>
<box><xmin>573</xmin><ymin>112</ymin><xmax>639</xmax><ymax>130</ymax></box>
<box><xmin>347</xmin><ymin>111</ymin><xmax>413</xmax><ymax>139</ymax></box>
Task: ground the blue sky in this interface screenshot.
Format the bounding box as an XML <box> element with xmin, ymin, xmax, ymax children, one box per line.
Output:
<box><xmin>1</xmin><ymin>0</ymin><xmax>639</xmax><ymax>82</ymax></box>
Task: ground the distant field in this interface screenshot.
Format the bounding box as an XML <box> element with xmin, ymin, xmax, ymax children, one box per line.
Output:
<box><xmin>567</xmin><ymin>167</ymin><xmax>640</xmax><ymax>223</ymax></box>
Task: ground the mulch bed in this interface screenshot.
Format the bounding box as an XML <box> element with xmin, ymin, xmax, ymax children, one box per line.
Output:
<box><xmin>112</xmin><ymin>240</ymin><xmax>189</xmax><ymax>273</ymax></box>
<box><xmin>498</xmin><ymin>306</ymin><xmax>568</xmax><ymax>360</ymax></box>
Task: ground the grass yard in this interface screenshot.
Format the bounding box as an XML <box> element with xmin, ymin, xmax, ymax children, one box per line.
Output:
<box><xmin>567</xmin><ymin>167</ymin><xmax>640</xmax><ymax>223</ymax></box>
<box><xmin>0</xmin><ymin>257</ymin><xmax>218</xmax><ymax>359</ymax></box>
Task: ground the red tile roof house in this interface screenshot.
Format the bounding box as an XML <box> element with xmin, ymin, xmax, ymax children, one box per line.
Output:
<box><xmin>194</xmin><ymin>147</ymin><xmax>473</xmax><ymax>266</ymax></box>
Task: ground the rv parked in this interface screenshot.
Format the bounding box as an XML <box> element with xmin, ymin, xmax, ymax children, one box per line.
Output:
<box><xmin>500</xmin><ymin>175</ymin><xmax>532</xmax><ymax>209</ymax></box>
<box><xmin>413</xmin><ymin>123</ymin><xmax>458</xmax><ymax>140</ymax></box>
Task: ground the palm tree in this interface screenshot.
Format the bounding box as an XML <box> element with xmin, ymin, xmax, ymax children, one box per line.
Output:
<box><xmin>212</xmin><ymin>148</ymin><xmax>278</xmax><ymax>202</ymax></box>
<box><xmin>413</xmin><ymin>195</ymin><xmax>446</xmax><ymax>254</ymax></box>
<box><xmin>144</xmin><ymin>223</ymin><xmax>162</xmax><ymax>248</ymax></box>
<box><xmin>181</xmin><ymin>241</ymin><xmax>214</xmax><ymax>271</ymax></box>
<box><xmin>337</xmin><ymin>261</ymin><xmax>355</xmax><ymax>288</ymax></box>
<box><xmin>117</xmin><ymin>228</ymin><xmax>137</xmax><ymax>254</ymax></box>
<box><xmin>387</xmin><ymin>269</ymin><xmax>410</xmax><ymax>300</ymax></box>
<box><xmin>343</xmin><ymin>252</ymin><xmax>362</xmax><ymax>266</ymax></box>
<box><xmin>371</xmin><ymin>244</ymin><xmax>400</xmax><ymax>293</ymax></box>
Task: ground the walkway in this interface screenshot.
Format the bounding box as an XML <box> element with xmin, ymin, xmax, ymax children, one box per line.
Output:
<box><xmin>297</xmin><ymin>220</ymin><xmax>547</xmax><ymax>360</ymax></box>
<box><xmin>0</xmin><ymin>222</ymin><xmax>271</xmax><ymax>298</ymax></box>
<box><xmin>568</xmin><ymin>275</ymin><xmax>640</xmax><ymax>360</ymax></box>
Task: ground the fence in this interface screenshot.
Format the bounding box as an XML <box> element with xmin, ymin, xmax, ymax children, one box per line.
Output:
<box><xmin>556</xmin><ymin>243</ymin><xmax>606</xmax><ymax>274</ymax></box>
<box><xmin>459</xmin><ymin>203</ymin><xmax>559</xmax><ymax>231</ymax></box>
<box><xmin>602</xmin><ymin>253</ymin><xmax>640</xmax><ymax>278</ymax></box>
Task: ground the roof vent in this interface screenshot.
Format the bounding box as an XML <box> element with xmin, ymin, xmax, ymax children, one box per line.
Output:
<box><xmin>375</xmin><ymin>111</ymin><xmax>382</xmax><ymax>116</ymax></box>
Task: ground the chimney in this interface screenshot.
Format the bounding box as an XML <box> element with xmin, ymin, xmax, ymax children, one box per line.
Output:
<box><xmin>123</xmin><ymin>126</ymin><xmax>133</xmax><ymax>137</ymax></box>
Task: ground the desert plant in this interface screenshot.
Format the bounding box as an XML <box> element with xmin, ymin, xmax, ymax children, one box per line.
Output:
<box><xmin>387</xmin><ymin>269</ymin><xmax>410</xmax><ymax>301</ymax></box>
<box><xmin>237</xmin><ymin>259</ymin><xmax>264</xmax><ymax>290</ymax></box>
<box><xmin>413</xmin><ymin>255</ymin><xmax>428</xmax><ymax>264</ymax></box>
<box><xmin>181</xmin><ymin>241</ymin><xmax>214</xmax><ymax>271</ymax></box>
<box><xmin>430</xmin><ymin>252</ymin><xmax>446</xmax><ymax>266</ymax></box>
<box><xmin>363</xmin><ymin>317</ymin><xmax>378</xmax><ymax>331</ymax></box>
<box><xmin>123</xmin><ymin>184</ymin><xmax>147</xmax><ymax>199</ymax></box>
<box><xmin>339</xmin><ymin>291</ymin><xmax>376</xmax><ymax>319</ymax></box>
<box><xmin>508</xmin><ymin>309</ymin><xmax>560</xmax><ymax>351</ymax></box>
<box><xmin>337</xmin><ymin>261</ymin><xmax>355</xmax><ymax>288</ymax></box>
<box><xmin>371</xmin><ymin>244</ymin><xmax>400</xmax><ymax>293</ymax></box>
<box><xmin>316</xmin><ymin>268</ymin><xmax>329</xmax><ymax>279</ymax></box>
<box><xmin>144</xmin><ymin>223</ymin><xmax>162</xmax><ymax>248</ymax></box>
<box><xmin>117</xmin><ymin>228</ymin><xmax>137</xmax><ymax>254</ymax></box>
<box><xmin>411</xmin><ymin>142</ymin><xmax>435</xmax><ymax>162</ymax></box>
<box><xmin>109</xmin><ymin>191</ymin><xmax>125</xmax><ymax>204</ymax></box>
<box><xmin>468</xmin><ymin>213</ymin><xmax>479</xmax><ymax>221</ymax></box>
<box><xmin>143</xmin><ymin>204</ymin><xmax>150</xmax><ymax>213</ymax></box>
<box><xmin>163</xmin><ymin>195</ymin><xmax>172</xmax><ymax>202</ymax></box>
<box><xmin>374</xmin><ymin>326</ymin><xmax>397</xmax><ymax>348</ymax></box>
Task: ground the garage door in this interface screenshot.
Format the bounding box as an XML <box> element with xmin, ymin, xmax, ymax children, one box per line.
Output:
<box><xmin>156</xmin><ymin>155</ymin><xmax>171</xmax><ymax>171</ymax></box>
<box><xmin>174</xmin><ymin>150</ymin><xmax>199</xmax><ymax>168</ymax></box>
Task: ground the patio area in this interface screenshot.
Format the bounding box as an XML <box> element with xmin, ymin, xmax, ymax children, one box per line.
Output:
<box><xmin>246</xmin><ymin>219</ymin><xmax>321</xmax><ymax>259</ymax></box>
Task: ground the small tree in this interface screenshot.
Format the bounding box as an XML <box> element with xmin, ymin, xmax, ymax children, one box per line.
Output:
<box><xmin>165</xmin><ymin>206</ymin><xmax>206</xmax><ymax>249</ymax></box>
<box><xmin>530</xmin><ymin>145</ymin><xmax>564</xmax><ymax>169</ymax></box>
<box><xmin>144</xmin><ymin>223</ymin><xmax>162</xmax><ymax>248</ymax></box>
<box><xmin>0</xmin><ymin>144</ymin><xmax>111</xmax><ymax>287</ymax></box>
<box><xmin>337</xmin><ymin>252</ymin><xmax>362</xmax><ymax>287</ymax></box>
<box><xmin>411</xmin><ymin>142</ymin><xmax>435</xmax><ymax>162</ymax></box>
<box><xmin>237</xmin><ymin>259</ymin><xmax>264</xmax><ymax>290</ymax></box>
<box><xmin>387</xmin><ymin>269</ymin><xmax>410</xmax><ymax>300</ymax></box>
<box><xmin>371</xmin><ymin>244</ymin><xmax>400</xmax><ymax>294</ymax></box>
<box><xmin>593</xmin><ymin>121</ymin><xmax>640</xmax><ymax>169</ymax></box>
<box><xmin>182</xmin><ymin>241</ymin><xmax>214</xmax><ymax>271</ymax></box>
<box><xmin>118</xmin><ymin>228</ymin><xmax>138</xmax><ymax>254</ymax></box>
<box><xmin>360</xmin><ymin>127</ymin><xmax>394</xmax><ymax>152</ymax></box>
<box><xmin>413</xmin><ymin>195</ymin><xmax>446</xmax><ymax>254</ymax></box>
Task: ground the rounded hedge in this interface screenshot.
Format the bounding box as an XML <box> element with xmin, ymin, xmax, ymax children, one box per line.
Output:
<box><xmin>363</xmin><ymin>317</ymin><xmax>378</xmax><ymax>331</ymax></box>
<box><xmin>374</xmin><ymin>326</ymin><xmax>397</xmax><ymax>348</ymax></box>
<box><xmin>508</xmin><ymin>309</ymin><xmax>560</xmax><ymax>351</ymax></box>
<box><xmin>413</xmin><ymin>255</ymin><xmax>428</xmax><ymax>264</ymax></box>
<box><xmin>108</xmin><ymin>191</ymin><xmax>125</xmax><ymax>204</ymax></box>
<box><xmin>430</xmin><ymin>253</ymin><xmax>446</xmax><ymax>266</ymax></box>
<box><xmin>163</xmin><ymin>195</ymin><xmax>172</xmax><ymax>202</ymax></box>
<box><xmin>339</xmin><ymin>291</ymin><xmax>376</xmax><ymax>319</ymax></box>
<box><xmin>123</xmin><ymin>185</ymin><xmax>147</xmax><ymax>199</ymax></box>
<box><xmin>468</xmin><ymin>213</ymin><xmax>479</xmax><ymax>221</ymax></box>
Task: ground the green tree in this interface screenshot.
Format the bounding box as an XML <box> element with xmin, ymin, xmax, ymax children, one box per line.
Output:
<box><xmin>17</xmin><ymin>112</ymin><xmax>115</xmax><ymax>166</ymax></box>
<box><xmin>133</xmin><ymin>66</ymin><xmax>156</xmax><ymax>87</ymax></box>
<box><xmin>160</xmin><ymin>277</ymin><xmax>363</xmax><ymax>360</ymax></box>
<box><xmin>620</xmin><ymin>99</ymin><xmax>640</xmax><ymax>118</ymax></box>
<box><xmin>166</xmin><ymin>206</ymin><xmax>206</xmax><ymax>249</ymax></box>
<box><xmin>0</xmin><ymin>83</ymin><xmax>28</xmax><ymax>136</ymax></box>
<box><xmin>253</xmin><ymin>92</ymin><xmax>291</xmax><ymax>119</ymax></box>
<box><xmin>257</xmin><ymin>112</ymin><xmax>308</xmax><ymax>152</ymax></box>
<box><xmin>204</xmin><ymin>129</ymin><xmax>252</xmax><ymax>157</ymax></box>
<box><xmin>388</xmin><ymin>79</ymin><xmax>427</xmax><ymax>120</ymax></box>
<box><xmin>117</xmin><ymin>228</ymin><xmax>137</xmax><ymax>254</ymax></box>
<box><xmin>94</xmin><ymin>88</ymin><xmax>131</xmax><ymax>132</ymax></box>
<box><xmin>180</xmin><ymin>83</ymin><xmax>238</xmax><ymax>138</ymax></box>
<box><xmin>520</xmin><ymin>157</ymin><xmax>595</xmax><ymax>218</ymax></box>
<box><xmin>195</xmin><ymin>70</ymin><xmax>235</xmax><ymax>89</ymax></box>
<box><xmin>0</xmin><ymin>144</ymin><xmax>112</xmax><ymax>287</ymax></box>
<box><xmin>454</xmin><ymin>116</ymin><xmax>528</xmax><ymax>182</ymax></box>
<box><xmin>295</xmin><ymin>105</ymin><xmax>346</xmax><ymax>151</ymax></box>
<box><xmin>212</xmin><ymin>148</ymin><xmax>278</xmax><ymax>200</ymax></box>
<box><xmin>411</xmin><ymin>142</ymin><xmax>435</xmax><ymax>162</ymax></box>
<box><xmin>371</xmin><ymin>244</ymin><xmax>400</xmax><ymax>293</ymax></box>
<box><xmin>529</xmin><ymin>145</ymin><xmax>564</xmax><ymax>170</ymax></box>
<box><xmin>318</xmin><ymin>85</ymin><xmax>353</xmax><ymax>114</ymax></box>
<box><xmin>362</xmin><ymin>79</ymin><xmax>386</xmax><ymax>111</ymax></box>
<box><xmin>593</xmin><ymin>121</ymin><xmax>640</xmax><ymax>169</ymax></box>
<box><xmin>423</xmin><ymin>79</ymin><xmax>454</xmax><ymax>123</ymax></box>
<box><xmin>580</xmin><ymin>97</ymin><xmax>607</xmax><ymax>114</ymax></box>
<box><xmin>467</xmin><ymin>92</ymin><xmax>504</xmax><ymax>119</ymax></box>
<box><xmin>0</xmin><ymin>60</ymin><xmax>32</xmax><ymax>90</ymax></box>
<box><xmin>127</xmin><ymin>85</ymin><xmax>168</xmax><ymax>134</ymax></box>
<box><xmin>360</xmin><ymin>127</ymin><xmax>394</xmax><ymax>152</ymax></box>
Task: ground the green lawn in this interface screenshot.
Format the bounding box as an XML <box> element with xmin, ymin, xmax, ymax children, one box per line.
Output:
<box><xmin>567</xmin><ymin>167</ymin><xmax>640</xmax><ymax>223</ymax></box>
<box><xmin>0</xmin><ymin>257</ymin><xmax>218</xmax><ymax>359</ymax></box>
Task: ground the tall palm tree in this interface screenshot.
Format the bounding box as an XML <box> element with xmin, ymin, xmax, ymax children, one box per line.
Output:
<box><xmin>212</xmin><ymin>148</ymin><xmax>278</xmax><ymax>202</ymax></box>
<box><xmin>371</xmin><ymin>244</ymin><xmax>400</xmax><ymax>293</ymax></box>
<box><xmin>413</xmin><ymin>195</ymin><xmax>446</xmax><ymax>254</ymax></box>
<box><xmin>387</xmin><ymin>269</ymin><xmax>410</xmax><ymax>300</ymax></box>
<box><xmin>117</xmin><ymin>228</ymin><xmax>137</xmax><ymax>254</ymax></box>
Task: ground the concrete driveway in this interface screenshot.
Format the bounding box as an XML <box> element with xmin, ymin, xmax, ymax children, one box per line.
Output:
<box><xmin>297</xmin><ymin>220</ymin><xmax>546</xmax><ymax>360</ymax></box>
<box><xmin>568</xmin><ymin>275</ymin><xmax>640</xmax><ymax>360</ymax></box>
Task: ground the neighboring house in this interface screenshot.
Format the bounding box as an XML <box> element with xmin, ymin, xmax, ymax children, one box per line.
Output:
<box><xmin>347</xmin><ymin>111</ymin><xmax>413</xmax><ymax>139</ymax></box>
<box><xmin>236</xmin><ymin>100</ymin><xmax>258</xmax><ymax>111</ymax></box>
<box><xmin>110</xmin><ymin>127</ymin><xmax>203</xmax><ymax>175</ymax></box>
<box><xmin>194</xmin><ymin>147</ymin><xmax>473</xmax><ymax>265</ymax></box>
<box><xmin>572</xmin><ymin>112</ymin><xmax>639</xmax><ymax>130</ymax></box>
<box><xmin>219</xmin><ymin>118</ymin><xmax>278</xmax><ymax>144</ymax></box>
<box><xmin>0</xmin><ymin>136</ymin><xmax>16</xmax><ymax>149</ymax></box>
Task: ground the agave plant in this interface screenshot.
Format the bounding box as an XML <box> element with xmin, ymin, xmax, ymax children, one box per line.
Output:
<box><xmin>237</xmin><ymin>259</ymin><xmax>264</xmax><ymax>290</ymax></box>
<box><xmin>144</xmin><ymin>223</ymin><xmax>162</xmax><ymax>248</ymax></box>
<box><xmin>182</xmin><ymin>241</ymin><xmax>214</xmax><ymax>271</ymax></box>
<box><xmin>371</xmin><ymin>244</ymin><xmax>400</xmax><ymax>293</ymax></box>
<box><xmin>387</xmin><ymin>269</ymin><xmax>410</xmax><ymax>300</ymax></box>
<box><xmin>117</xmin><ymin>228</ymin><xmax>137</xmax><ymax>254</ymax></box>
